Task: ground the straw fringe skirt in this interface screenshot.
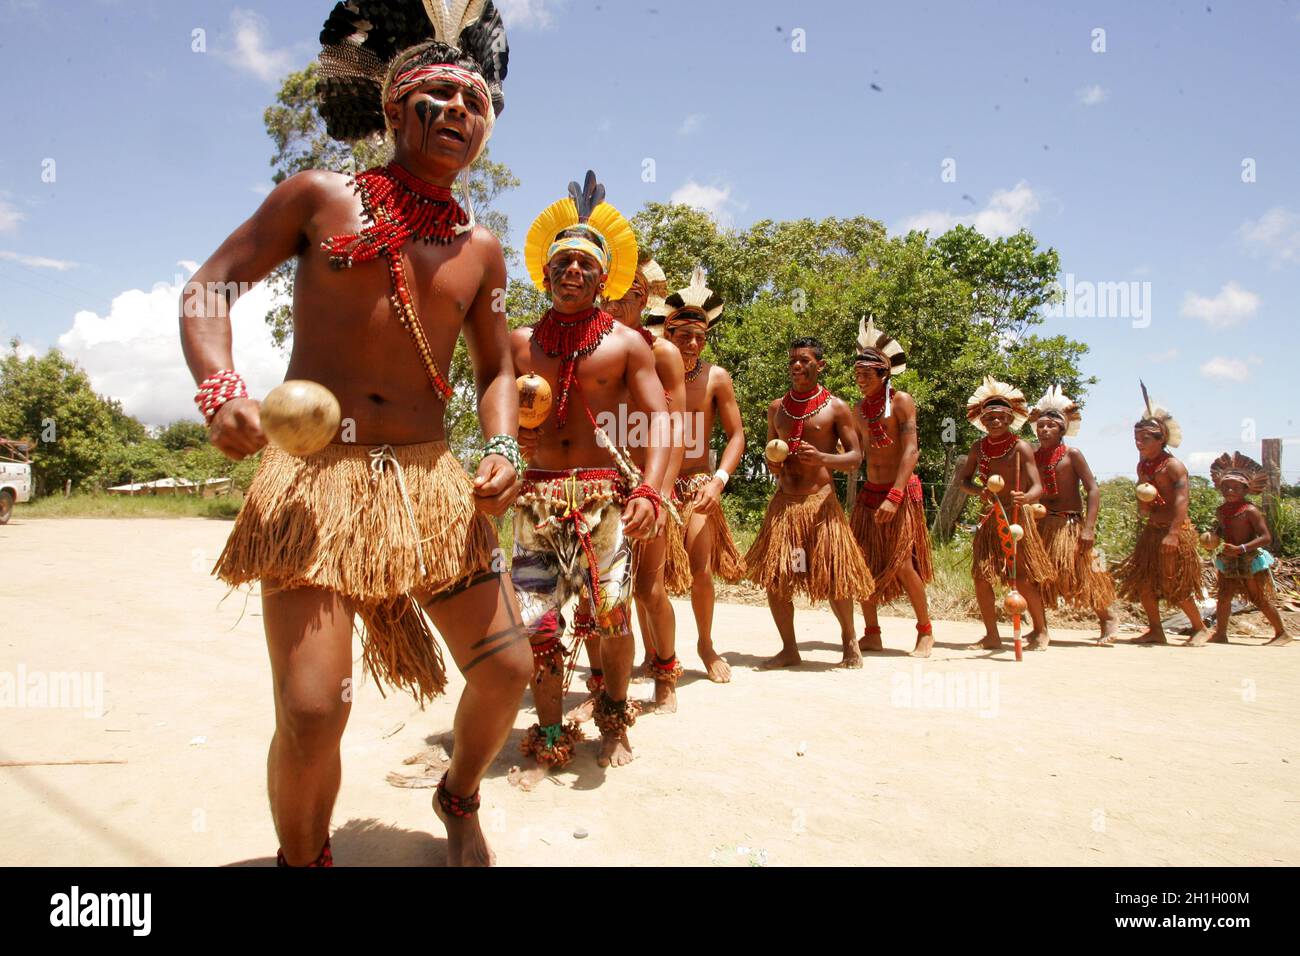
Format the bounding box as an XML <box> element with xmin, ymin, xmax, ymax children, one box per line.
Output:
<box><xmin>215</xmin><ymin>441</ymin><xmax>496</xmax><ymax>705</ymax></box>
<box><xmin>1037</xmin><ymin>512</ymin><xmax>1116</xmax><ymax>614</ymax></box>
<box><xmin>744</xmin><ymin>485</ymin><xmax>874</xmax><ymax>602</ymax></box>
<box><xmin>849</xmin><ymin>490</ymin><xmax>934</xmax><ymax>606</ymax></box>
<box><xmin>1113</xmin><ymin>520</ymin><xmax>1204</xmax><ymax>605</ymax></box>
<box><xmin>972</xmin><ymin>508</ymin><xmax>1055</xmax><ymax>587</ymax></box>
<box><xmin>667</xmin><ymin>472</ymin><xmax>745</xmax><ymax>595</ymax></box>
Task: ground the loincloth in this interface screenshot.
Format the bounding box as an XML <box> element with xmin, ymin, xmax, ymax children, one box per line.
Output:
<box><xmin>1037</xmin><ymin>511</ymin><xmax>1116</xmax><ymax>614</ymax></box>
<box><xmin>214</xmin><ymin>440</ymin><xmax>496</xmax><ymax>704</ymax></box>
<box><xmin>511</xmin><ymin>468</ymin><xmax>633</xmax><ymax>640</ymax></box>
<box><xmin>744</xmin><ymin>484</ymin><xmax>873</xmax><ymax>602</ymax></box>
<box><xmin>971</xmin><ymin>504</ymin><xmax>1054</xmax><ymax>588</ymax></box>
<box><xmin>1214</xmin><ymin>548</ymin><xmax>1277</xmax><ymax>605</ymax></box>
<box><xmin>1113</xmin><ymin>520</ymin><xmax>1204</xmax><ymax>605</ymax></box>
<box><xmin>668</xmin><ymin>471</ymin><xmax>744</xmax><ymax>593</ymax></box>
<box><xmin>849</xmin><ymin>474</ymin><xmax>933</xmax><ymax>606</ymax></box>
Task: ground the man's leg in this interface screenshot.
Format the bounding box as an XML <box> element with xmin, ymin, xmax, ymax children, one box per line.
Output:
<box><xmin>1019</xmin><ymin>575</ymin><xmax>1050</xmax><ymax>651</ymax></box>
<box><xmin>263</xmin><ymin>585</ymin><xmax>356</xmax><ymax>866</ymax></box>
<box><xmin>686</xmin><ymin>512</ymin><xmax>729</xmax><ymax>682</ymax></box>
<box><xmin>634</xmin><ymin>531</ymin><xmax>680</xmax><ymax>713</ymax></box>
<box><xmin>969</xmin><ymin>571</ymin><xmax>1002</xmax><ymax>649</ymax></box>
<box><xmin>421</xmin><ymin>573</ymin><xmax>532</xmax><ymax>866</ymax></box>
<box><xmin>760</xmin><ymin>591</ymin><xmax>801</xmax><ymax>668</ymax></box>
<box><xmin>1207</xmin><ymin>587</ymin><xmax>1233</xmax><ymax>645</ymax></box>
<box><xmin>830</xmin><ymin>597</ymin><xmax>862</xmax><ymax>668</ymax></box>
<box><xmin>1133</xmin><ymin>588</ymin><xmax>1167</xmax><ymax>643</ymax></box>
<box><xmin>596</xmin><ymin>611</ymin><xmax>637</xmax><ymax>768</ymax></box>
<box><xmin>899</xmin><ymin>563</ymin><xmax>934</xmax><ymax>657</ymax></box>
<box><xmin>1182</xmin><ymin>597</ymin><xmax>1213</xmax><ymax>646</ymax></box>
<box><xmin>859</xmin><ymin>598</ymin><xmax>883</xmax><ymax>652</ymax></box>
<box><xmin>1096</xmin><ymin>604</ymin><xmax>1120</xmax><ymax>645</ymax></box>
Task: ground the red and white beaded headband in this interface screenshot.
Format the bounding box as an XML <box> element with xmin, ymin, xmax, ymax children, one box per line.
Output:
<box><xmin>384</xmin><ymin>63</ymin><xmax>497</xmax><ymax>151</ymax></box>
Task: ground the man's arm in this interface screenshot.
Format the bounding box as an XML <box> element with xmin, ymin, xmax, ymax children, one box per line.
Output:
<box><xmin>653</xmin><ymin>340</ymin><xmax>687</xmax><ymax>494</ymax></box>
<box><xmin>1013</xmin><ymin>441</ymin><xmax>1043</xmax><ymax>505</ymax></box>
<box><xmin>890</xmin><ymin>392</ymin><xmax>921</xmax><ymax>489</ymax></box>
<box><xmin>1073</xmin><ymin>448</ymin><xmax>1102</xmax><ymax>541</ymax></box>
<box><xmin>624</xmin><ymin>331</ymin><xmax>669</xmax><ymax>537</ymax></box>
<box><xmin>461</xmin><ymin>230</ymin><xmax>519</xmax><ymax>513</ymax></box>
<box><xmin>794</xmin><ymin>398</ymin><xmax>862</xmax><ymax>472</ymax></box>
<box><xmin>958</xmin><ymin>442</ymin><xmax>983</xmax><ymax>496</ymax></box>
<box><xmin>178</xmin><ymin>171</ymin><xmax>331</xmax><ymax>459</ymax></box>
<box><xmin>1240</xmin><ymin>506</ymin><xmax>1274</xmax><ymax>553</ymax></box>
<box><xmin>693</xmin><ymin>369</ymin><xmax>746</xmax><ymax>513</ymax></box>
<box><xmin>764</xmin><ymin>400</ymin><xmax>783</xmax><ymax>475</ymax></box>
<box><xmin>1160</xmin><ymin>459</ymin><xmax>1191</xmax><ymax>551</ymax></box>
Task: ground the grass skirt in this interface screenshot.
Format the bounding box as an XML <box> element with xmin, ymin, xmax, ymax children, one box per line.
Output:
<box><xmin>744</xmin><ymin>484</ymin><xmax>873</xmax><ymax>602</ymax></box>
<box><xmin>849</xmin><ymin>481</ymin><xmax>934</xmax><ymax>606</ymax></box>
<box><xmin>215</xmin><ymin>441</ymin><xmax>495</xmax><ymax>704</ymax></box>
<box><xmin>971</xmin><ymin>507</ymin><xmax>1055</xmax><ymax>587</ymax></box>
<box><xmin>1037</xmin><ymin>512</ymin><xmax>1116</xmax><ymax>614</ymax></box>
<box><xmin>668</xmin><ymin>472</ymin><xmax>744</xmax><ymax>595</ymax></box>
<box><xmin>1113</xmin><ymin>520</ymin><xmax>1205</xmax><ymax>605</ymax></box>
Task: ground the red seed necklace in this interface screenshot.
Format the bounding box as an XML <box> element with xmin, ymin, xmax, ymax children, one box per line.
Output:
<box><xmin>531</xmin><ymin>307</ymin><xmax>615</xmax><ymax>428</ymax></box>
<box><xmin>1034</xmin><ymin>442</ymin><xmax>1068</xmax><ymax>497</ymax></box>
<box><xmin>780</xmin><ymin>384</ymin><xmax>831</xmax><ymax>452</ymax></box>
<box><xmin>1137</xmin><ymin>450</ymin><xmax>1172</xmax><ymax>506</ymax></box>
<box><xmin>858</xmin><ymin>385</ymin><xmax>893</xmax><ymax>448</ymax></box>
<box><xmin>977</xmin><ymin>432</ymin><xmax>1018</xmax><ymax>481</ymax></box>
<box><xmin>321</xmin><ymin>163</ymin><xmax>470</xmax><ymax>267</ymax></box>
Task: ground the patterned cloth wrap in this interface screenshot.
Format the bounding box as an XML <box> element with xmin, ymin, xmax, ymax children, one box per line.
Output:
<box><xmin>511</xmin><ymin>468</ymin><xmax>635</xmax><ymax>640</ymax></box>
<box><xmin>1215</xmin><ymin>547</ymin><xmax>1275</xmax><ymax>578</ymax></box>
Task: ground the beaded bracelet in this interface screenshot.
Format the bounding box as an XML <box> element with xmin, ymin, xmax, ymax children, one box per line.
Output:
<box><xmin>886</xmin><ymin>486</ymin><xmax>905</xmax><ymax>505</ymax></box>
<box><xmin>627</xmin><ymin>482</ymin><xmax>662</xmax><ymax>521</ymax></box>
<box><xmin>194</xmin><ymin>369</ymin><xmax>248</xmax><ymax>425</ymax></box>
<box><xmin>481</xmin><ymin>434</ymin><xmax>525</xmax><ymax>478</ymax></box>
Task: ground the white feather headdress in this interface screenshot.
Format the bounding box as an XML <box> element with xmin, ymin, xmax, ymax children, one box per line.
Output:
<box><xmin>1028</xmin><ymin>385</ymin><xmax>1081</xmax><ymax>437</ymax></box>
<box><xmin>1136</xmin><ymin>380</ymin><xmax>1182</xmax><ymax>449</ymax></box>
<box><xmin>966</xmin><ymin>376</ymin><xmax>1029</xmax><ymax>433</ymax></box>
<box><xmin>854</xmin><ymin>316</ymin><xmax>907</xmax><ymax>376</ymax></box>
<box><xmin>645</xmin><ymin>265</ymin><xmax>724</xmax><ymax>338</ymax></box>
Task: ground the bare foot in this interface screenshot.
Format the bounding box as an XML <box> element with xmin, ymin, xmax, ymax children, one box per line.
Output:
<box><xmin>839</xmin><ymin>638</ymin><xmax>863</xmax><ymax>669</ymax></box>
<box><xmin>858</xmin><ymin>629</ymin><xmax>883</xmax><ymax>652</ymax></box>
<box><xmin>634</xmin><ymin>657</ymin><xmax>653</xmax><ymax>679</ymax></box>
<box><xmin>1184</xmin><ymin>629</ymin><xmax>1213</xmax><ymax>647</ymax></box>
<box><xmin>968</xmin><ymin>634</ymin><xmax>1002</xmax><ymax>650</ymax></box>
<box><xmin>1208</xmin><ymin>631</ymin><xmax>1230</xmax><ymax>644</ymax></box>
<box><xmin>565</xmin><ymin>695</ymin><xmax>597</xmax><ymax>724</ymax></box>
<box><xmin>597</xmin><ymin>731</ymin><xmax>634</xmax><ymax>768</ymax></box>
<box><xmin>1094</xmin><ymin>633</ymin><xmax>1116</xmax><ymax>646</ymax></box>
<box><xmin>1026</xmin><ymin>630</ymin><xmax>1050</xmax><ymax>652</ymax></box>
<box><xmin>506</xmin><ymin>763</ymin><xmax>548</xmax><ymax>792</ymax></box>
<box><xmin>760</xmin><ymin>648</ymin><xmax>802</xmax><ymax>670</ymax></box>
<box><xmin>1097</xmin><ymin>619</ymin><xmax>1119</xmax><ymax>645</ymax></box>
<box><xmin>700</xmin><ymin>647</ymin><xmax>732</xmax><ymax>683</ymax></box>
<box><xmin>652</xmin><ymin>679</ymin><xmax>678</xmax><ymax>714</ymax></box>
<box><xmin>1132</xmin><ymin>629</ymin><xmax>1167</xmax><ymax>645</ymax></box>
<box><xmin>910</xmin><ymin>630</ymin><xmax>934</xmax><ymax>658</ymax></box>
<box><xmin>1265</xmin><ymin>633</ymin><xmax>1293</xmax><ymax>646</ymax></box>
<box><xmin>434</xmin><ymin>799</ymin><xmax>494</xmax><ymax>867</ymax></box>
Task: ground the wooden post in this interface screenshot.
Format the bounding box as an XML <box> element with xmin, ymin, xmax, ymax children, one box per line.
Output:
<box><xmin>1261</xmin><ymin>438</ymin><xmax>1282</xmax><ymax>543</ymax></box>
<box><xmin>931</xmin><ymin>454</ymin><xmax>968</xmax><ymax>542</ymax></box>
<box><xmin>63</xmin><ymin>479</ymin><xmax>71</xmax><ymax>498</ymax></box>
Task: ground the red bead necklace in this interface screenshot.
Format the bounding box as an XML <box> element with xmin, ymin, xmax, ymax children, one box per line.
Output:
<box><xmin>1034</xmin><ymin>442</ymin><xmax>1068</xmax><ymax>497</ymax></box>
<box><xmin>531</xmin><ymin>307</ymin><xmax>615</xmax><ymax>428</ymax></box>
<box><xmin>858</xmin><ymin>385</ymin><xmax>893</xmax><ymax>448</ymax></box>
<box><xmin>781</xmin><ymin>384</ymin><xmax>831</xmax><ymax>452</ymax></box>
<box><xmin>1217</xmin><ymin>500</ymin><xmax>1252</xmax><ymax>522</ymax></box>
<box><xmin>977</xmin><ymin>432</ymin><xmax>1018</xmax><ymax>480</ymax></box>
<box><xmin>320</xmin><ymin>163</ymin><xmax>469</xmax><ymax>267</ymax></box>
<box><xmin>1137</xmin><ymin>450</ymin><xmax>1172</xmax><ymax>506</ymax></box>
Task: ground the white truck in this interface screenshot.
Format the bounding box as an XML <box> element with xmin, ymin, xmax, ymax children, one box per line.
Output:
<box><xmin>0</xmin><ymin>439</ymin><xmax>33</xmax><ymax>524</ymax></box>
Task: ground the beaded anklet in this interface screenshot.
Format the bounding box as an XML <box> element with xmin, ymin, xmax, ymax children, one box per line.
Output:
<box><xmin>435</xmin><ymin>772</ymin><xmax>481</xmax><ymax>818</ymax></box>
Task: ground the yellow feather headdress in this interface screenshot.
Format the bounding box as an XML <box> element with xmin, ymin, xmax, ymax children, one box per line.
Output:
<box><xmin>525</xmin><ymin>170</ymin><xmax>638</xmax><ymax>302</ymax></box>
<box><xmin>1028</xmin><ymin>385</ymin><xmax>1082</xmax><ymax>437</ymax></box>
<box><xmin>966</xmin><ymin>376</ymin><xmax>1029</xmax><ymax>433</ymax></box>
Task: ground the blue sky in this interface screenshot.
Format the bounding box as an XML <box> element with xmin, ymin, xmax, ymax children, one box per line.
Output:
<box><xmin>1</xmin><ymin>0</ymin><xmax>1297</xmax><ymax>479</ymax></box>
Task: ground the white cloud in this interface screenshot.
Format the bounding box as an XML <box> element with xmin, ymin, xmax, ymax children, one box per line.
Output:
<box><xmin>1185</xmin><ymin>451</ymin><xmax>1218</xmax><ymax>471</ymax></box>
<box><xmin>678</xmin><ymin>113</ymin><xmax>704</xmax><ymax>136</ymax></box>
<box><xmin>1077</xmin><ymin>84</ymin><xmax>1107</xmax><ymax>106</ymax></box>
<box><xmin>220</xmin><ymin>9</ymin><xmax>295</xmax><ymax>83</ymax></box>
<box><xmin>0</xmin><ymin>199</ymin><xmax>23</xmax><ymax>233</ymax></box>
<box><xmin>56</xmin><ymin>263</ymin><xmax>287</xmax><ymax>427</ymax></box>
<box><xmin>1199</xmin><ymin>356</ymin><xmax>1260</xmax><ymax>383</ymax></box>
<box><xmin>0</xmin><ymin>250</ymin><xmax>76</xmax><ymax>271</ymax></box>
<box><xmin>1150</xmin><ymin>348</ymin><xmax>1179</xmax><ymax>363</ymax></box>
<box><xmin>250</xmin><ymin>183</ymin><xmax>273</xmax><ymax>197</ymax></box>
<box><xmin>669</xmin><ymin>180</ymin><xmax>744</xmax><ymax>227</ymax></box>
<box><xmin>1238</xmin><ymin>206</ymin><xmax>1300</xmax><ymax>267</ymax></box>
<box><xmin>1180</xmin><ymin>281</ymin><xmax>1260</xmax><ymax>328</ymax></box>
<box><xmin>496</xmin><ymin>0</ymin><xmax>561</xmax><ymax>29</ymax></box>
<box><xmin>897</xmin><ymin>181</ymin><xmax>1040</xmax><ymax>239</ymax></box>
<box><xmin>12</xmin><ymin>341</ymin><xmax>39</xmax><ymax>361</ymax></box>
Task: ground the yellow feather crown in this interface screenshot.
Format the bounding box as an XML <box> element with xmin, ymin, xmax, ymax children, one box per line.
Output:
<box><xmin>525</xmin><ymin>197</ymin><xmax>639</xmax><ymax>302</ymax></box>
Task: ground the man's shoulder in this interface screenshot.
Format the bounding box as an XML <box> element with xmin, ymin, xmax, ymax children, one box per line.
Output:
<box><xmin>889</xmin><ymin>389</ymin><xmax>917</xmax><ymax>413</ymax></box>
<box><xmin>1066</xmin><ymin>445</ymin><xmax>1090</xmax><ymax>465</ymax></box>
<box><xmin>707</xmin><ymin>363</ymin><xmax>735</xmax><ymax>388</ymax></box>
<box><xmin>283</xmin><ymin>169</ymin><xmax>353</xmax><ymax>204</ymax></box>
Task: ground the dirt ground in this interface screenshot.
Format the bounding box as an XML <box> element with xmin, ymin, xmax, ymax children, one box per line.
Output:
<box><xmin>1</xmin><ymin>517</ymin><xmax>1296</xmax><ymax>866</ymax></box>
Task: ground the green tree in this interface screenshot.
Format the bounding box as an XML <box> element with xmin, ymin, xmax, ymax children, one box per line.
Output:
<box><xmin>156</xmin><ymin>419</ymin><xmax>210</xmax><ymax>451</ymax></box>
<box><xmin>0</xmin><ymin>343</ymin><xmax>145</xmax><ymax>494</ymax></box>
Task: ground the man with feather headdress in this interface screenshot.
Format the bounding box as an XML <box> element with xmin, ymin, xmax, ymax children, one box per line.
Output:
<box><xmin>1112</xmin><ymin>384</ymin><xmax>1209</xmax><ymax>644</ymax></box>
<box><xmin>1204</xmin><ymin>452</ymin><xmax>1289</xmax><ymax>646</ymax></box>
<box><xmin>1027</xmin><ymin>386</ymin><xmax>1120</xmax><ymax>645</ymax></box>
<box><xmin>180</xmin><ymin>1</ymin><xmax>527</xmax><ymax>867</ymax></box>
<box><xmin>847</xmin><ymin>317</ymin><xmax>935</xmax><ymax>657</ymax></box>
<box><xmin>510</xmin><ymin>171</ymin><xmax>671</xmax><ymax>774</ymax></box>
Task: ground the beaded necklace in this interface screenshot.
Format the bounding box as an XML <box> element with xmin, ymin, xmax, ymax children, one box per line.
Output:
<box><xmin>1034</xmin><ymin>442</ymin><xmax>1068</xmax><ymax>497</ymax></box>
<box><xmin>1137</xmin><ymin>450</ymin><xmax>1172</xmax><ymax>506</ymax></box>
<box><xmin>319</xmin><ymin>163</ymin><xmax>466</xmax><ymax>401</ymax></box>
<box><xmin>780</xmin><ymin>384</ymin><xmax>831</xmax><ymax>452</ymax></box>
<box><xmin>532</xmin><ymin>307</ymin><xmax>615</xmax><ymax>428</ymax></box>
<box><xmin>858</xmin><ymin>385</ymin><xmax>893</xmax><ymax>448</ymax></box>
<box><xmin>977</xmin><ymin>432</ymin><xmax>1018</xmax><ymax>481</ymax></box>
<box><xmin>1217</xmin><ymin>501</ymin><xmax>1252</xmax><ymax>522</ymax></box>
<box><xmin>685</xmin><ymin>359</ymin><xmax>708</xmax><ymax>383</ymax></box>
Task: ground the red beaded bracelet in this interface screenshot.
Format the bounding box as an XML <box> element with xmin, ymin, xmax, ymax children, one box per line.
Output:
<box><xmin>886</xmin><ymin>487</ymin><xmax>905</xmax><ymax>505</ymax></box>
<box><xmin>627</xmin><ymin>483</ymin><xmax>662</xmax><ymax>521</ymax></box>
<box><xmin>194</xmin><ymin>369</ymin><xmax>248</xmax><ymax>425</ymax></box>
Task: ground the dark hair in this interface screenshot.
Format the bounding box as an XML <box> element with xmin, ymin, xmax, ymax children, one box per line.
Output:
<box><xmin>790</xmin><ymin>337</ymin><xmax>824</xmax><ymax>360</ymax></box>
